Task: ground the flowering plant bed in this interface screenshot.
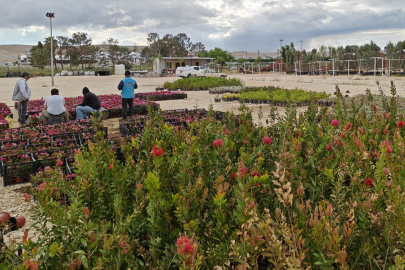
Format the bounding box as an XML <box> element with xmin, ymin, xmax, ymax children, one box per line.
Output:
<box><xmin>0</xmin><ymin>119</ymin><xmax>9</xmax><ymax>130</ymax></box>
<box><xmin>26</xmin><ymin>143</ymin><xmax>54</xmax><ymax>153</ymax></box>
<box><xmin>1</xmin><ymin>140</ymin><xmax>28</xmax><ymax>148</ymax></box>
<box><xmin>20</xmin><ymin>128</ymin><xmax>42</xmax><ymax>139</ymax></box>
<box><xmin>163</xmin><ymin>77</ymin><xmax>243</xmax><ymax>91</ymax></box>
<box><xmin>28</xmin><ymin>136</ymin><xmax>52</xmax><ymax>145</ymax></box>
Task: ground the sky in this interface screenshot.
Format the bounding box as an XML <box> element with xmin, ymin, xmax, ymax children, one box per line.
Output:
<box><xmin>0</xmin><ymin>0</ymin><xmax>404</xmax><ymax>52</ymax></box>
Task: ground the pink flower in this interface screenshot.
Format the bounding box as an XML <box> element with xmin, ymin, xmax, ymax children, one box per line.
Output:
<box><xmin>263</xmin><ymin>136</ymin><xmax>272</xmax><ymax>145</ymax></box>
<box><xmin>385</xmin><ymin>113</ymin><xmax>390</xmax><ymax>119</ymax></box>
<box><xmin>55</xmin><ymin>159</ymin><xmax>64</xmax><ymax>166</ymax></box>
<box><xmin>326</xmin><ymin>143</ymin><xmax>332</xmax><ymax>151</ymax></box>
<box><xmin>397</xmin><ymin>121</ymin><xmax>405</xmax><ymax>128</ymax></box>
<box><xmin>331</xmin><ymin>119</ymin><xmax>339</xmax><ymax>126</ymax></box>
<box><xmin>213</xmin><ymin>139</ymin><xmax>223</xmax><ymax>147</ymax></box>
<box><xmin>109</xmin><ymin>164</ymin><xmax>113</xmax><ymax>170</ymax></box>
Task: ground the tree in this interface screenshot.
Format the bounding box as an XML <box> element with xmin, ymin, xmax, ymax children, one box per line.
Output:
<box><xmin>69</xmin><ymin>32</ymin><xmax>93</xmax><ymax>69</ymax></box>
<box><xmin>207</xmin><ymin>48</ymin><xmax>234</xmax><ymax>67</ymax></box>
<box><xmin>147</xmin><ymin>33</ymin><xmax>161</xmax><ymax>57</ymax></box>
<box><xmin>29</xmin><ymin>42</ymin><xmax>47</xmax><ymax>70</ymax></box>
<box><xmin>43</xmin><ymin>36</ymin><xmax>58</xmax><ymax>70</ymax></box>
<box><xmin>56</xmin><ymin>36</ymin><xmax>69</xmax><ymax>70</ymax></box>
<box><xmin>191</xmin><ymin>42</ymin><xmax>206</xmax><ymax>57</ymax></box>
<box><xmin>105</xmin><ymin>38</ymin><xmax>120</xmax><ymax>69</ymax></box>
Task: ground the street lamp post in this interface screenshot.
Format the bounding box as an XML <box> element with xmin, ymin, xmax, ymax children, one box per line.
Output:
<box><xmin>46</xmin><ymin>12</ymin><xmax>55</xmax><ymax>86</ymax></box>
<box><xmin>279</xmin><ymin>39</ymin><xmax>283</xmax><ymax>73</ymax></box>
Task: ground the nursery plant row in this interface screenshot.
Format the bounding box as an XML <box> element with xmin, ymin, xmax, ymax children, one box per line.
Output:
<box><xmin>163</xmin><ymin>77</ymin><xmax>244</xmax><ymax>91</ymax></box>
<box><xmin>134</xmin><ymin>91</ymin><xmax>187</xmax><ymax>101</ymax></box>
<box><xmin>0</xmin><ymin>103</ymin><xmax>13</xmax><ymax>129</ymax></box>
<box><xmin>0</xmin><ymin>121</ymin><xmax>107</xmax><ymax>186</ymax></box>
<box><xmin>24</xmin><ymin>94</ymin><xmax>160</xmax><ymax>120</ymax></box>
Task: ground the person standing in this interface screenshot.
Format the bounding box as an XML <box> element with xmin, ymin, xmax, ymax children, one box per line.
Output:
<box><xmin>75</xmin><ymin>87</ymin><xmax>100</xmax><ymax>120</ymax></box>
<box><xmin>12</xmin><ymin>72</ymin><xmax>31</xmax><ymax>125</ymax></box>
<box><xmin>117</xmin><ymin>70</ymin><xmax>137</xmax><ymax>119</ymax></box>
<box><xmin>41</xmin><ymin>89</ymin><xmax>70</xmax><ymax>124</ymax></box>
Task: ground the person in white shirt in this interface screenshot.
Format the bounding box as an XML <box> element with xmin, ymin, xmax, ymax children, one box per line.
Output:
<box><xmin>12</xmin><ymin>72</ymin><xmax>31</xmax><ymax>125</ymax></box>
<box><xmin>41</xmin><ymin>89</ymin><xmax>70</xmax><ymax>124</ymax></box>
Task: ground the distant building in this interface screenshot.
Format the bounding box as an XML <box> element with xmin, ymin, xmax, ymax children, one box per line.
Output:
<box><xmin>153</xmin><ymin>57</ymin><xmax>215</xmax><ymax>74</ymax></box>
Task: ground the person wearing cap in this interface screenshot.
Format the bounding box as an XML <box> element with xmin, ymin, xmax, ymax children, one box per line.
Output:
<box><xmin>75</xmin><ymin>87</ymin><xmax>101</xmax><ymax>120</ymax></box>
<box><xmin>12</xmin><ymin>72</ymin><xmax>31</xmax><ymax>125</ymax></box>
<box><xmin>41</xmin><ymin>89</ymin><xmax>70</xmax><ymax>124</ymax></box>
<box><xmin>117</xmin><ymin>70</ymin><xmax>137</xmax><ymax>119</ymax></box>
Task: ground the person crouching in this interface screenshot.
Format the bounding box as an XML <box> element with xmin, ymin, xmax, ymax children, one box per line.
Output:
<box><xmin>41</xmin><ymin>88</ymin><xmax>70</xmax><ymax>124</ymax></box>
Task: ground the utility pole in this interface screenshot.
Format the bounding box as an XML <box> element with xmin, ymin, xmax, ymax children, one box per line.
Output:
<box><xmin>279</xmin><ymin>39</ymin><xmax>283</xmax><ymax>73</ymax></box>
<box><xmin>46</xmin><ymin>12</ymin><xmax>55</xmax><ymax>86</ymax></box>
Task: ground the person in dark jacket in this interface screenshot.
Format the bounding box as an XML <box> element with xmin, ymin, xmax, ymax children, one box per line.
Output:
<box><xmin>75</xmin><ymin>87</ymin><xmax>101</xmax><ymax>120</ymax></box>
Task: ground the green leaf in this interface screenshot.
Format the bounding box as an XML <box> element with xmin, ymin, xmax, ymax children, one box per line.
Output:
<box><xmin>74</xmin><ymin>250</ymin><xmax>86</xmax><ymax>255</ymax></box>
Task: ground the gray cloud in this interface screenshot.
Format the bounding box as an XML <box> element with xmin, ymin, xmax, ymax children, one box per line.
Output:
<box><xmin>0</xmin><ymin>0</ymin><xmax>404</xmax><ymax>51</ymax></box>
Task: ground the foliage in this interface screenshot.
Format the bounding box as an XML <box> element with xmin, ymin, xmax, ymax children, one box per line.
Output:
<box><xmin>163</xmin><ymin>77</ymin><xmax>244</xmax><ymax>91</ymax></box>
<box><xmin>239</xmin><ymin>86</ymin><xmax>329</xmax><ymax>103</ymax></box>
<box><xmin>4</xmin><ymin>82</ymin><xmax>405</xmax><ymax>268</ymax></box>
<box><xmin>145</xmin><ymin>32</ymin><xmax>205</xmax><ymax>58</ymax></box>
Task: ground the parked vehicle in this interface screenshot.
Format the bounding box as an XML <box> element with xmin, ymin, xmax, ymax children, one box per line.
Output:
<box><xmin>196</xmin><ymin>69</ymin><xmax>227</xmax><ymax>78</ymax></box>
<box><xmin>175</xmin><ymin>66</ymin><xmax>206</xmax><ymax>78</ymax></box>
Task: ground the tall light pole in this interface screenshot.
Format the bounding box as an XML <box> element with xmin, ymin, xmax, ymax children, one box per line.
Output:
<box><xmin>279</xmin><ymin>39</ymin><xmax>283</xmax><ymax>73</ymax></box>
<box><xmin>46</xmin><ymin>12</ymin><xmax>55</xmax><ymax>86</ymax></box>
<box><xmin>300</xmin><ymin>40</ymin><xmax>303</xmax><ymax>75</ymax></box>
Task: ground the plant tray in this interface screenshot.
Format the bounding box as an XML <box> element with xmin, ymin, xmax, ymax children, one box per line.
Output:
<box><xmin>1</xmin><ymin>158</ymin><xmax>36</xmax><ymax>187</ymax></box>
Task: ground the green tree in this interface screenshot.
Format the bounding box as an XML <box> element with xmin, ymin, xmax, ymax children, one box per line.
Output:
<box><xmin>69</xmin><ymin>32</ymin><xmax>93</xmax><ymax>69</ymax></box>
<box><xmin>43</xmin><ymin>36</ymin><xmax>58</xmax><ymax>70</ymax></box>
<box><xmin>29</xmin><ymin>42</ymin><xmax>47</xmax><ymax>70</ymax></box>
<box><xmin>56</xmin><ymin>36</ymin><xmax>69</xmax><ymax>70</ymax></box>
<box><xmin>207</xmin><ymin>47</ymin><xmax>234</xmax><ymax>67</ymax></box>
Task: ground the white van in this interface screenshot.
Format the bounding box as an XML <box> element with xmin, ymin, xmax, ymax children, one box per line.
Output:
<box><xmin>175</xmin><ymin>66</ymin><xmax>206</xmax><ymax>78</ymax></box>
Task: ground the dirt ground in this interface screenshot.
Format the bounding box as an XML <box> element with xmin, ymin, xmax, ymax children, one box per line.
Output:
<box><xmin>1</xmin><ymin>72</ymin><xmax>405</xmax><ymax>244</ymax></box>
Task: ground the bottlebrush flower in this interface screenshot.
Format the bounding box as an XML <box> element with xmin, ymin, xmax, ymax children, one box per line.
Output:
<box><xmin>397</xmin><ymin>121</ymin><xmax>405</xmax><ymax>128</ymax></box>
<box><xmin>83</xmin><ymin>207</ymin><xmax>90</xmax><ymax>217</ymax></box>
<box><xmin>251</xmin><ymin>170</ymin><xmax>261</xmax><ymax>177</ymax></box>
<box><xmin>152</xmin><ymin>145</ymin><xmax>164</xmax><ymax>157</ymax></box>
<box><xmin>176</xmin><ymin>235</ymin><xmax>198</xmax><ymax>266</ymax></box>
<box><xmin>326</xmin><ymin>143</ymin><xmax>332</xmax><ymax>151</ymax></box>
<box><xmin>213</xmin><ymin>139</ymin><xmax>223</xmax><ymax>147</ymax></box>
<box><xmin>331</xmin><ymin>119</ymin><xmax>339</xmax><ymax>126</ymax></box>
<box><xmin>109</xmin><ymin>164</ymin><xmax>113</xmax><ymax>170</ymax></box>
<box><xmin>55</xmin><ymin>159</ymin><xmax>64</xmax><ymax>167</ymax></box>
<box><xmin>263</xmin><ymin>136</ymin><xmax>272</xmax><ymax>145</ymax></box>
<box><xmin>364</xmin><ymin>178</ymin><xmax>374</xmax><ymax>189</ymax></box>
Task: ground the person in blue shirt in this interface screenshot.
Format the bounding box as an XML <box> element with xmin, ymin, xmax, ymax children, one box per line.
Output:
<box><xmin>117</xmin><ymin>70</ymin><xmax>138</xmax><ymax>119</ymax></box>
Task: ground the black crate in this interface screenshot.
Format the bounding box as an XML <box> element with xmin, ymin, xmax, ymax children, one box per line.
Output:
<box><xmin>26</xmin><ymin>143</ymin><xmax>53</xmax><ymax>153</ymax></box>
<box><xmin>1</xmin><ymin>157</ymin><xmax>36</xmax><ymax>187</ymax></box>
<box><xmin>51</xmin><ymin>134</ymin><xmax>77</xmax><ymax>142</ymax></box>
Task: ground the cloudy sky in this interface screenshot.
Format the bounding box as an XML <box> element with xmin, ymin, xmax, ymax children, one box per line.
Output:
<box><xmin>0</xmin><ymin>0</ymin><xmax>404</xmax><ymax>52</ymax></box>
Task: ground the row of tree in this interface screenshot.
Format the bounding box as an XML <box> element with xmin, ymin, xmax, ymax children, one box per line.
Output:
<box><xmin>280</xmin><ymin>41</ymin><xmax>405</xmax><ymax>72</ymax></box>
<box><xmin>29</xmin><ymin>33</ymin><xmax>138</xmax><ymax>70</ymax></box>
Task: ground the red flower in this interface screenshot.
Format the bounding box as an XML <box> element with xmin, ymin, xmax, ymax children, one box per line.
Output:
<box><xmin>230</xmin><ymin>172</ymin><xmax>237</xmax><ymax>182</ymax></box>
<box><xmin>152</xmin><ymin>145</ymin><xmax>164</xmax><ymax>157</ymax></box>
<box><xmin>331</xmin><ymin>119</ymin><xmax>339</xmax><ymax>126</ymax></box>
<box><xmin>55</xmin><ymin>159</ymin><xmax>63</xmax><ymax>167</ymax></box>
<box><xmin>364</xmin><ymin>178</ymin><xmax>374</xmax><ymax>189</ymax></box>
<box><xmin>397</xmin><ymin>121</ymin><xmax>405</xmax><ymax>128</ymax></box>
<box><xmin>372</xmin><ymin>105</ymin><xmax>376</xmax><ymax>110</ymax></box>
<box><xmin>385</xmin><ymin>113</ymin><xmax>390</xmax><ymax>119</ymax></box>
<box><xmin>344</xmin><ymin>123</ymin><xmax>352</xmax><ymax>131</ymax></box>
<box><xmin>263</xmin><ymin>136</ymin><xmax>272</xmax><ymax>145</ymax></box>
<box><xmin>326</xmin><ymin>143</ymin><xmax>332</xmax><ymax>151</ymax></box>
<box><xmin>251</xmin><ymin>170</ymin><xmax>261</xmax><ymax>177</ymax></box>
<box><xmin>213</xmin><ymin>139</ymin><xmax>223</xmax><ymax>147</ymax></box>
<box><xmin>238</xmin><ymin>162</ymin><xmax>249</xmax><ymax>178</ymax></box>
<box><xmin>224</xmin><ymin>128</ymin><xmax>230</xmax><ymax>135</ymax></box>
<box><xmin>109</xmin><ymin>164</ymin><xmax>113</xmax><ymax>170</ymax></box>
